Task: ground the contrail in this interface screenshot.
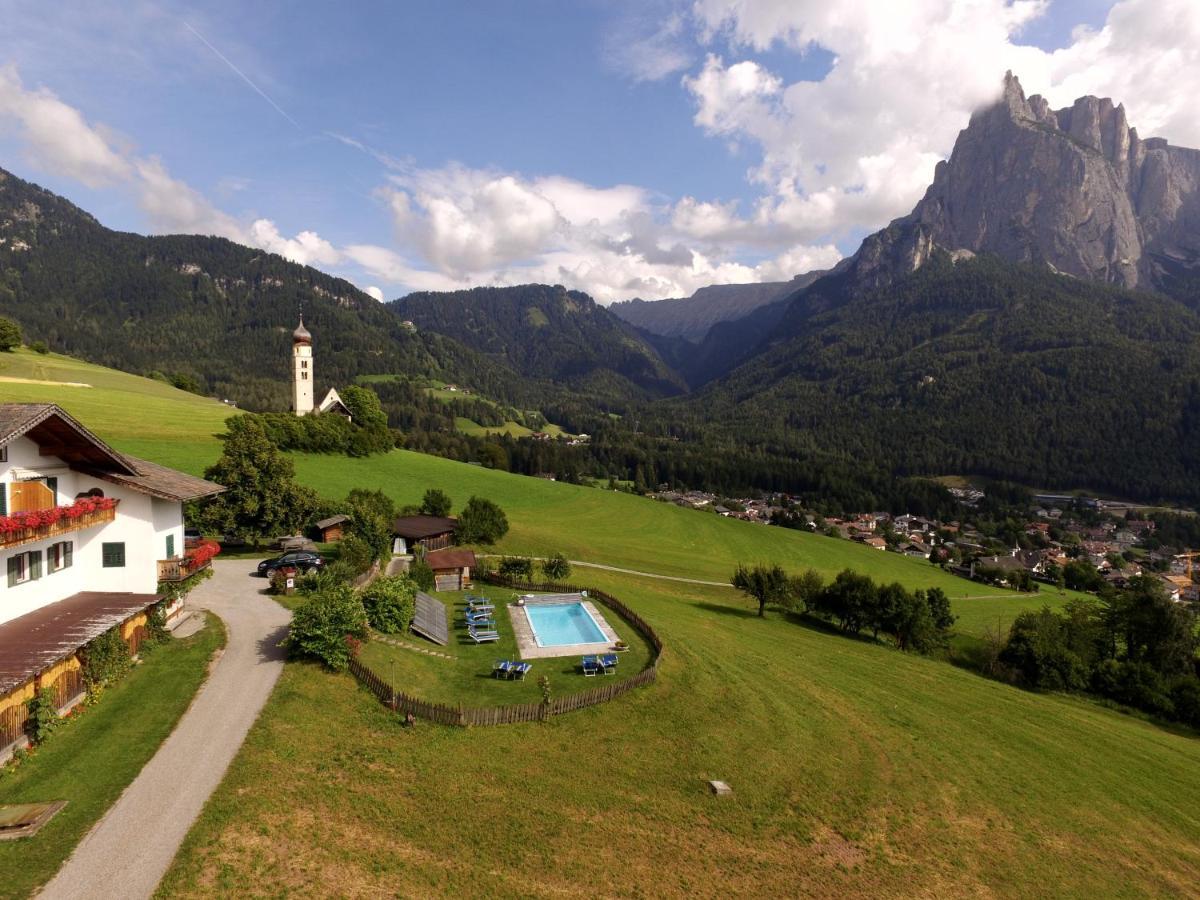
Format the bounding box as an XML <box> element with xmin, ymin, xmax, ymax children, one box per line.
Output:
<box><xmin>183</xmin><ymin>21</ymin><xmax>300</xmax><ymax>128</ymax></box>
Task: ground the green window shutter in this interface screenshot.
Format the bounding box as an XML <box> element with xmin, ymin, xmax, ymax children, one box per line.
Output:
<box><xmin>0</xmin><ymin>484</ymin><xmax>7</xmax><ymax>517</ymax></box>
<box><xmin>64</xmin><ymin>542</ymin><xmax>73</xmax><ymax>569</ymax></box>
<box><xmin>103</xmin><ymin>542</ymin><xmax>126</xmax><ymax>568</ymax></box>
<box><xmin>30</xmin><ymin>551</ymin><xmax>42</xmax><ymax>580</ymax></box>
<box><xmin>45</xmin><ymin>477</ymin><xmax>58</xmax><ymax>501</ymax></box>
<box><xmin>6</xmin><ymin>556</ymin><xmax>17</xmax><ymax>588</ymax></box>
<box><xmin>166</xmin><ymin>534</ymin><xmax>175</xmax><ymax>559</ymax></box>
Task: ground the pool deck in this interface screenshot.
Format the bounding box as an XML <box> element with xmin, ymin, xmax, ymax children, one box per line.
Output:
<box><xmin>507</xmin><ymin>594</ymin><xmax>622</xmax><ymax>659</ymax></box>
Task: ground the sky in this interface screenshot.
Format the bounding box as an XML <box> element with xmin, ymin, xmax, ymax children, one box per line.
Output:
<box><xmin>1</xmin><ymin>0</ymin><xmax>1198</xmax><ymax>304</ymax></box>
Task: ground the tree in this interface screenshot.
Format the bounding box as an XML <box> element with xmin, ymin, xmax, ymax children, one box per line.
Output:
<box><xmin>346</xmin><ymin>488</ymin><xmax>395</xmax><ymax>563</ymax></box>
<box><xmin>197</xmin><ymin>416</ymin><xmax>317</xmax><ymax>544</ymax></box>
<box><xmin>341</xmin><ymin>384</ymin><xmax>389</xmax><ymax>431</ymax></box>
<box><xmin>420</xmin><ymin>488</ymin><xmax>452</xmax><ymax>517</ymax></box>
<box><xmin>999</xmin><ymin>607</ymin><xmax>1090</xmax><ymax>691</ymax></box>
<box><xmin>785</xmin><ymin>569</ymin><xmax>825</xmax><ymax>614</ymax></box>
<box><xmin>285</xmin><ymin>581</ymin><xmax>369</xmax><ymax>670</ymax></box>
<box><xmin>731</xmin><ymin>563</ymin><xmax>789</xmax><ymax>617</ymax></box>
<box><xmin>171</xmin><ymin>372</ymin><xmax>204</xmax><ymax>394</ymax></box>
<box><xmin>498</xmin><ymin>556</ymin><xmax>534</xmax><ymax>579</ymax></box>
<box><xmin>0</xmin><ymin>316</ymin><xmax>21</xmax><ymax>351</ymax></box>
<box><xmin>457</xmin><ymin>496</ymin><xmax>509</xmax><ymax>545</ymax></box>
<box><xmin>360</xmin><ymin>575</ymin><xmax>417</xmax><ymax>633</ymax></box>
<box><xmin>542</xmin><ymin>553</ymin><xmax>571</xmax><ymax>581</ymax></box>
<box><xmin>814</xmin><ymin>569</ymin><xmax>878</xmax><ymax>634</ymax></box>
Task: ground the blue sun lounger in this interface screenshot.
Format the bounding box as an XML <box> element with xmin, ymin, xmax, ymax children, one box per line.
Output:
<box><xmin>492</xmin><ymin>660</ymin><xmax>512</xmax><ymax>678</ymax></box>
<box><xmin>508</xmin><ymin>662</ymin><xmax>532</xmax><ymax>680</ymax></box>
<box><xmin>599</xmin><ymin>653</ymin><xmax>619</xmax><ymax>674</ymax></box>
<box><xmin>581</xmin><ymin>655</ymin><xmax>601</xmax><ymax>677</ymax></box>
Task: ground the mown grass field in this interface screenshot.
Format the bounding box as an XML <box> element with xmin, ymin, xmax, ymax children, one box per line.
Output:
<box><xmin>8</xmin><ymin>350</ymin><xmax>1198</xmax><ymax>896</ymax></box>
<box><xmin>158</xmin><ymin>572</ymin><xmax>1200</xmax><ymax>897</ymax></box>
<box><xmin>357</xmin><ymin>590</ymin><xmax>654</xmax><ymax>706</ymax></box>
<box><xmin>0</xmin><ymin>617</ymin><xmax>224</xmax><ymax>899</ymax></box>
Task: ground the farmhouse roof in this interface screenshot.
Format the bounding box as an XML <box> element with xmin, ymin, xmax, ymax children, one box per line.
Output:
<box><xmin>424</xmin><ymin>548</ymin><xmax>476</xmax><ymax>570</ymax></box>
<box><xmin>392</xmin><ymin>515</ymin><xmax>457</xmax><ymax>539</ymax></box>
<box><xmin>0</xmin><ymin>404</ymin><xmax>224</xmax><ymax>501</ymax></box>
<box><xmin>0</xmin><ymin>591</ymin><xmax>163</xmax><ymax>696</ymax></box>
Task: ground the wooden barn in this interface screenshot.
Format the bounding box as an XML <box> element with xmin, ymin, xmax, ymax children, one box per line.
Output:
<box><xmin>392</xmin><ymin>515</ymin><xmax>457</xmax><ymax>555</ymax></box>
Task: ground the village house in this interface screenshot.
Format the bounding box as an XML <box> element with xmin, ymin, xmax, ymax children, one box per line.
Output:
<box><xmin>0</xmin><ymin>403</ymin><xmax>224</xmax><ymax>759</ymax></box>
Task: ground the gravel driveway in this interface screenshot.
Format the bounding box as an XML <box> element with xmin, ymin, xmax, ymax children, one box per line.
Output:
<box><xmin>38</xmin><ymin>559</ymin><xmax>290</xmax><ymax>900</ymax></box>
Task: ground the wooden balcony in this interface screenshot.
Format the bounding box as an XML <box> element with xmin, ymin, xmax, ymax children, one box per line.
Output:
<box><xmin>0</xmin><ymin>502</ymin><xmax>118</xmax><ymax>550</ymax></box>
<box><xmin>156</xmin><ymin>557</ymin><xmax>212</xmax><ymax>583</ymax></box>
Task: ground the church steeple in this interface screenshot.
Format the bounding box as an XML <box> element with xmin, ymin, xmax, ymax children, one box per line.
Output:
<box><xmin>292</xmin><ymin>313</ymin><xmax>314</xmax><ymax>415</ymax></box>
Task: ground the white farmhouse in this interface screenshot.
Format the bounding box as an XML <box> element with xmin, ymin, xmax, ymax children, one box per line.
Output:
<box><xmin>0</xmin><ymin>403</ymin><xmax>224</xmax><ymax>758</ymax></box>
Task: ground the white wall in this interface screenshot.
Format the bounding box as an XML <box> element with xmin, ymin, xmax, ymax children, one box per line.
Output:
<box><xmin>1</xmin><ymin>435</ymin><xmax>187</xmax><ymax>625</ymax></box>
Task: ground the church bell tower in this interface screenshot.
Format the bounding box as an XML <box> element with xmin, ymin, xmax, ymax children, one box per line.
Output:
<box><xmin>292</xmin><ymin>315</ymin><xmax>314</xmax><ymax>415</ymax></box>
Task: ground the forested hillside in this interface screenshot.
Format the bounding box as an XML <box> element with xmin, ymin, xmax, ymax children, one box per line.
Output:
<box><xmin>389</xmin><ymin>284</ymin><xmax>685</xmax><ymax>399</ymax></box>
<box><xmin>683</xmin><ymin>253</ymin><xmax>1200</xmax><ymax>502</ymax></box>
<box><xmin>0</xmin><ymin>167</ymin><xmax>528</xmax><ymax>411</ymax></box>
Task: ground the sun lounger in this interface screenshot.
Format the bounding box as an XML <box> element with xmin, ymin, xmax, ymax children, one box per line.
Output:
<box><xmin>469</xmin><ymin>627</ymin><xmax>500</xmax><ymax>643</ymax></box>
<box><xmin>581</xmin><ymin>655</ymin><xmax>600</xmax><ymax>677</ymax></box>
<box><xmin>600</xmin><ymin>653</ymin><xmax>619</xmax><ymax>674</ymax></box>
<box><xmin>492</xmin><ymin>660</ymin><xmax>511</xmax><ymax>678</ymax></box>
<box><xmin>509</xmin><ymin>662</ymin><xmax>532</xmax><ymax>680</ymax></box>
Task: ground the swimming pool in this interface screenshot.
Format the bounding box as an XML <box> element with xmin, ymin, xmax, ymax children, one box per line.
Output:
<box><xmin>525</xmin><ymin>602</ymin><xmax>607</xmax><ymax>647</ymax></box>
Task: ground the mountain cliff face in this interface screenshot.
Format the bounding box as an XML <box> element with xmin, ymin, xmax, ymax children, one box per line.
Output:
<box><xmin>908</xmin><ymin>72</ymin><xmax>1200</xmax><ymax>299</ymax></box>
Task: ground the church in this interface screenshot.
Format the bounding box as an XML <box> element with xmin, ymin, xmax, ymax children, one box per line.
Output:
<box><xmin>291</xmin><ymin>316</ymin><xmax>352</xmax><ymax>419</ymax></box>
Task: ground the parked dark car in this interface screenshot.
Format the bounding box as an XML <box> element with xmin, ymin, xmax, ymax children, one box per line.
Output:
<box><xmin>257</xmin><ymin>551</ymin><xmax>325</xmax><ymax>578</ymax></box>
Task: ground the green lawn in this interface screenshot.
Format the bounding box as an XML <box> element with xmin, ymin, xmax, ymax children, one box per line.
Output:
<box><xmin>0</xmin><ymin>618</ymin><xmax>225</xmax><ymax>899</ymax></box>
<box><xmin>357</xmin><ymin>589</ymin><xmax>653</xmax><ymax>706</ymax></box>
<box><xmin>157</xmin><ymin>572</ymin><xmax>1200</xmax><ymax>897</ymax></box>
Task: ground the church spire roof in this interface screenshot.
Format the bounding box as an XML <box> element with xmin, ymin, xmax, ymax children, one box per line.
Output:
<box><xmin>293</xmin><ymin>315</ymin><xmax>312</xmax><ymax>345</ymax></box>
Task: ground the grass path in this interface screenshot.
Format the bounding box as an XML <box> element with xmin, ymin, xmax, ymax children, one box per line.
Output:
<box><xmin>0</xmin><ymin>618</ymin><xmax>225</xmax><ymax>900</ymax></box>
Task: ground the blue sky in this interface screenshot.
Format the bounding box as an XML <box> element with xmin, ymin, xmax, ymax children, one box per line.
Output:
<box><xmin>2</xmin><ymin>0</ymin><xmax>1193</xmax><ymax>303</ymax></box>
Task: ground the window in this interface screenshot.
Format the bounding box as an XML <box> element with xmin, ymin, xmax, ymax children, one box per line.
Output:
<box><xmin>44</xmin><ymin>476</ymin><xmax>58</xmax><ymax>501</ymax></box>
<box><xmin>0</xmin><ymin>483</ymin><xmax>6</xmax><ymax>517</ymax></box>
<box><xmin>48</xmin><ymin>541</ymin><xmax>73</xmax><ymax>573</ymax></box>
<box><xmin>301</xmin><ymin>360</ymin><xmax>308</xmax><ymax>369</ymax></box>
<box><xmin>0</xmin><ymin>446</ymin><xmax>6</xmax><ymax>462</ymax></box>
<box><xmin>7</xmin><ymin>550</ymin><xmax>42</xmax><ymax>586</ymax></box>
<box><xmin>166</xmin><ymin>534</ymin><xmax>175</xmax><ymax>559</ymax></box>
<box><xmin>301</xmin><ymin>372</ymin><xmax>308</xmax><ymax>381</ymax></box>
<box><xmin>102</xmin><ymin>542</ymin><xmax>126</xmax><ymax>568</ymax></box>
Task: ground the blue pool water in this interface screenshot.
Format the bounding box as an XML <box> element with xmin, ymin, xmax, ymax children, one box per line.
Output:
<box><xmin>525</xmin><ymin>603</ymin><xmax>607</xmax><ymax>647</ymax></box>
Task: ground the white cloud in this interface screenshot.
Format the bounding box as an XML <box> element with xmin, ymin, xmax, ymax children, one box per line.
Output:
<box><xmin>0</xmin><ymin>64</ymin><xmax>341</xmax><ymax>269</ymax></box>
<box><xmin>604</xmin><ymin>9</ymin><xmax>695</xmax><ymax>82</ymax></box>
<box><xmin>0</xmin><ymin>63</ymin><xmax>131</xmax><ymax>187</ymax></box>
<box><xmin>365</xmin><ymin>285</ymin><xmax>385</xmax><ymax>302</ymax></box>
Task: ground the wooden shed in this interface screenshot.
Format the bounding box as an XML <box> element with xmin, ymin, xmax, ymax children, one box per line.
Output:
<box><xmin>315</xmin><ymin>514</ymin><xmax>349</xmax><ymax>543</ymax></box>
<box><xmin>392</xmin><ymin>515</ymin><xmax>458</xmax><ymax>555</ymax></box>
<box><xmin>424</xmin><ymin>548</ymin><xmax>476</xmax><ymax>592</ymax></box>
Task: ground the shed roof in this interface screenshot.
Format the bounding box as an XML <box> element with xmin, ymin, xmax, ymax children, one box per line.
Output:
<box><xmin>315</xmin><ymin>514</ymin><xmax>349</xmax><ymax>530</ymax></box>
<box><xmin>392</xmin><ymin>515</ymin><xmax>457</xmax><ymax>539</ymax></box>
<box><xmin>424</xmin><ymin>548</ymin><xmax>476</xmax><ymax>570</ymax></box>
<box><xmin>0</xmin><ymin>591</ymin><xmax>163</xmax><ymax>696</ymax></box>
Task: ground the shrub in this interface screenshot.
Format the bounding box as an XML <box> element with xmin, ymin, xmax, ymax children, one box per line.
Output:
<box><xmin>408</xmin><ymin>557</ymin><xmax>435</xmax><ymax>591</ymax></box>
<box><xmin>27</xmin><ymin>686</ymin><xmax>61</xmax><ymax>744</ymax></box>
<box><xmin>80</xmin><ymin>627</ymin><xmax>131</xmax><ymax>690</ymax></box>
<box><xmin>337</xmin><ymin>533</ymin><xmax>375</xmax><ymax>576</ymax></box>
<box><xmin>361</xmin><ymin>575</ymin><xmax>418</xmax><ymax>633</ymax></box>
<box><xmin>498</xmin><ymin>556</ymin><xmax>534</xmax><ymax>579</ymax></box>
<box><xmin>457</xmin><ymin>496</ymin><xmax>509</xmax><ymax>545</ymax></box>
<box><xmin>29</xmin><ymin>340</ymin><xmax>49</xmax><ymax>355</ymax></box>
<box><xmin>541</xmin><ymin>553</ymin><xmax>571</xmax><ymax>581</ymax></box>
<box><xmin>144</xmin><ymin>601</ymin><xmax>172</xmax><ymax>649</ymax></box>
<box><xmin>286</xmin><ymin>582</ymin><xmax>369</xmax><ymax>670</ymax></box>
